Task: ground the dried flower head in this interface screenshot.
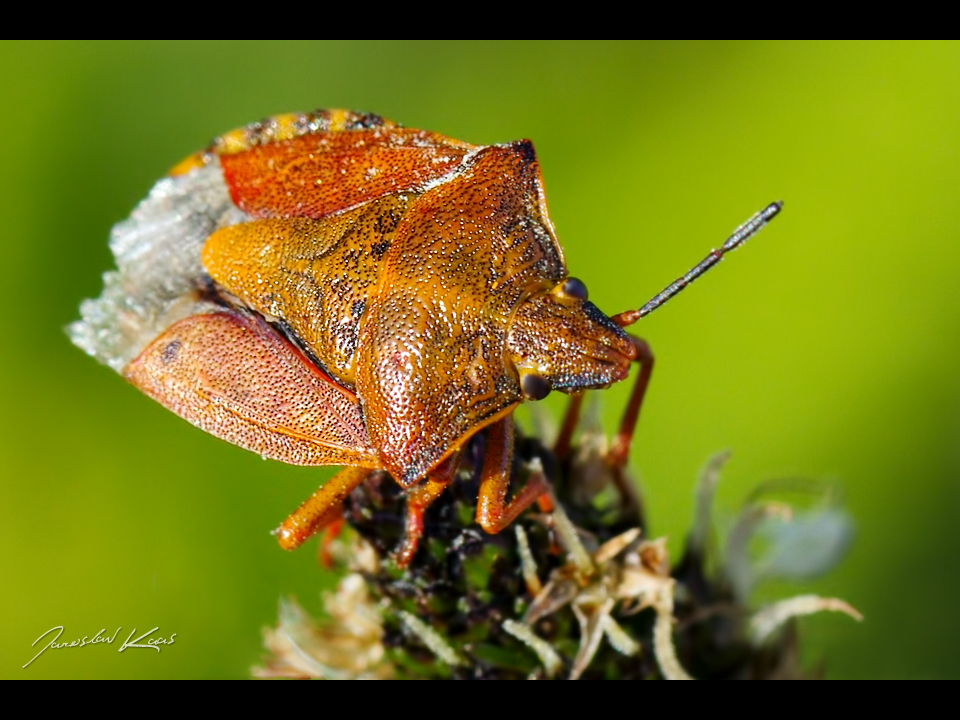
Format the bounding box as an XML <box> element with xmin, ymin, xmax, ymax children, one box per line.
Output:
<box><xmin>255</xmin><ymin>410</ymin><xmax>860</xmax><ymax>680</ymax></box>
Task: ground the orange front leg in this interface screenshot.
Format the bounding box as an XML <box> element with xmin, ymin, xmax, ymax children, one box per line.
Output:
<box><xmin>554</xmin><ymin>392</ymin><xmax>585</xmax><ymax>462</ymax></box>
<box><xmin>476</xmin><ymin>414</ymin><xmax>550</xmax><ymax>534</ymax></box>
<box><xmin>607</xmin><ymin>336</ymin><xmax>655</xmax><ymax>469</ymax></box>
<box><xmin>317</xmin><ymin>517</ymin><xmax>346</xmax><ymax>569</ymax></box>
<box><xmin>395</xmin><ymin>452</ymin><xmax>460</xmax><ymax>568</ymax></box>
<box><xmin>275</xmin><ymin>466</ymin><xmax>373</xmax><ymax>550</ymax></box>
<box><xmin>605</xmin><ymin>335</ymin><xmax>654</xmax><ymax>518</ymax></box>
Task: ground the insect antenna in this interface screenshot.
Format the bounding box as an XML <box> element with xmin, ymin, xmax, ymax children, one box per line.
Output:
<box><xmin>611</xmin><ymin>201</ymin><xmax>783</xmax><ymax>328</ymax></box>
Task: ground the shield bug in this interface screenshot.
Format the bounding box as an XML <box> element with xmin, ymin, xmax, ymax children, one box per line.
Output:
<box><xmin>70</xmin><ymin>109</ymin><xmax>781</xmax><ymax>566</ymax></box>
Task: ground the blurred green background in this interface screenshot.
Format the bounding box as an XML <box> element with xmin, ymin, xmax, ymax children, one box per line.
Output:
<box><xmin>2</xmin><ymin>41</ymin><xmax>958</xmax><ymax>678</ymax></box>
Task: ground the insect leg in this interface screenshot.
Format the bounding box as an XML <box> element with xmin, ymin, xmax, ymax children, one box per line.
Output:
<box><xmin>395</xmin><ymin>452</ymin><xmax>461</xmax><ymax>568</ymax></box>
<box><xmin>275</xmin><ymin>466</ymin><xmax>372</xmax><ymax>551</ymax></box>
<box><xmin>476</xmin><ymin>414</ymin><xmax>551</xmax><ymax>534</ymax></box>
<box><xmin>554</xmin><ymin>392</ymin><xmax>585</xmax><ymax>461</ymax></box>
<box><xmin>608</xmin><ymin>336</ymin><xmax>654</xmax><ymax>467</ymax></box>
<box><xmin>606</xmin><ymin>336</ymin><xmax>654</xmax><ymax>518</ymax></box>
<box><xmin>317</xmin><ymin>517</ymin><xmax>345</xmax><ymax>569</ymax></box>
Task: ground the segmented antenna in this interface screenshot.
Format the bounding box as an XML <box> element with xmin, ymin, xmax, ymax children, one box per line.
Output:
<box><xmin>612</xmin><ymin>201</ymin><xmax>783</xmax><ymax>328</ymax></box>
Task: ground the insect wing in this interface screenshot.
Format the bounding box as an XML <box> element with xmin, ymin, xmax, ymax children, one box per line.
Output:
<box><xmin>124</xmin><ymin>309</ymin><xmax>379</xmax><ymax>468</ymax></box>
<box><xmin>220</xmin><ymin>127</ymin><xmax>476</xmax><ymax>220</ymax></box>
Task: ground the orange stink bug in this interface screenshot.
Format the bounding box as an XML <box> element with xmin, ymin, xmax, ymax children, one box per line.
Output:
<box><xmin>71</xmin><ymin>110</ymin><xmax>780</xmax><ymax>566</ymax></box>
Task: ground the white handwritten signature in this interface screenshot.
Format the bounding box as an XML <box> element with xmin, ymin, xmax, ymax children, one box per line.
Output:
<box><xmin>23</xmin><ymin>626</ymin><xmax>177</xmax><ymax>668</ymax></box>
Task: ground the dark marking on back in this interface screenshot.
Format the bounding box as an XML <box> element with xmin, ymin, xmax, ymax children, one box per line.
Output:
<box><xmin>347</xmin><ymin>112</ymin><xmax>386</xmax><ymax>130</ymax></box>
<box><xmin>371</xmin><ymin>241</ymin><xmax>391</xmax><ymax>259</ymax></box>
<box><xmin>161</xmin><ymin>341</ymin><xmax>181</xmax><ymax>365</ymax></box>
<box><xmin>373</xmin><ymin>209</ymin><xmax>401</xmax><ymax>237</ymax></box>
<box><xmin>513</xmin><ymin>139</ymin><xmax>537</xmax><ymax>165</ymax></box>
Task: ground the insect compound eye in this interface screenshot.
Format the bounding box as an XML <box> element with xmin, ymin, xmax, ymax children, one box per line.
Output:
<box><xmin>560</xmin><ymin>277</ymin><xmax>589</xmax><ymax>301</ymax></box>
<box><xmin>520</xmin><ymin>371</ymin><xmax>552</xmax><ymax>401</ymax></box>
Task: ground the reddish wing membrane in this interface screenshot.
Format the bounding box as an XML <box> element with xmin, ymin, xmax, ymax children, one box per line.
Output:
<box><xmin>220</xmin><ymin>127</ymin><xmax>477</xmax><ymax>220</ymax></box>
<box><xmin>124</xmin><ymin>309</ymin><xmax>379</xmax><ymax>468</ymax></box>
